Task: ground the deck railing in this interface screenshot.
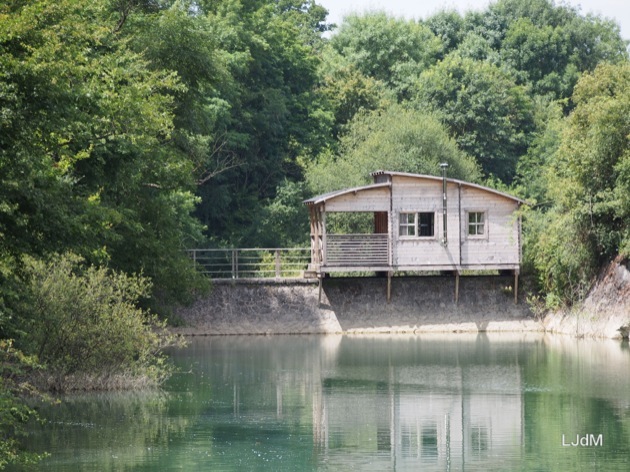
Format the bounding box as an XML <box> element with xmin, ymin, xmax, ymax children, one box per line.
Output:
<box><xmin>187</xmin><ymin>248</ymin><xmax>310</xmax><ymax>279</ymax></box>
<box><xmin>325</xmin><ymin>234</ymin><xmax>389</xmax><ymax>267</ymax></box>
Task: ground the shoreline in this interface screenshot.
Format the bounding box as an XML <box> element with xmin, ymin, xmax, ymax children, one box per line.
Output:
<box><xmin>172</xmin><ymin>275</ymin><xmax>543</xmax><ymax>337</ymax></box>
<box><xmin>173</xmin><ymin>259</ymin><xmax>630</xmax><ymax>340</ymax></box>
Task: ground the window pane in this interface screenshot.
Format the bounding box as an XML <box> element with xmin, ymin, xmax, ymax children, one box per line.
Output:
<box><xmin>418</xmin><ymin>212</ymin><xmax>434</xmax><ymax>237</ymax></box>
<box><xmin>468</xmin><ymin>212</ymin><xmax>485</xmax><ymax>236</ymax></box>
<box><xmin>399</xmin><ymin>213</ymin><xmax>416</xmax><ymax>236</ymax></box>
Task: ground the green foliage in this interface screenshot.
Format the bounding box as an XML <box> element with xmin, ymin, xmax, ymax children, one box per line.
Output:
<box><xmin>19</xmin><ymin>253</ymin><xmax>179</xmax><ymax>391</ymax></box>
<box><xmin>317</xmin><ymin>53</ymin><xmax>392</xmax><ymax>139</ymax></box>
<box><xmin>177</xmin><ymin>0</ymin><xmax>332</xmax><ymax>246</ymax></box>
<box><xmin>307</xmin><ymin>104</ymin><xmax>480</xmax><ymax>194</ymax></box>
<box><xmin>529</xmin><ymin>61</ymin><xmax>630</xmax><ymax>305</ymax></box>
<box><xmin>0</xmin><ymin>340</ymin><xmax>47</xmax><ymax>469</ymax></box>
<box><xmin>0</xmin><ymin>0</ymin><xmax>207</xmax><ymax>311</ymax></box>
<box><xmin>465</xmin><ymin>0</ymin><xmax>629</xmax><ymax>102</ymax></box>
<box><xmin>328</xmin><ymin>12</ymin><xmax>442</xmax><ymax>99</ymax></box>
<box><xmin>255</xmin><ymin>180</ymin><xmax>310</xmax><ymax>247</ymax></box>
<box><xmin>413</xmin><ymin>53</ymin><xmax>534</xmax><ymax>182</ymax></box>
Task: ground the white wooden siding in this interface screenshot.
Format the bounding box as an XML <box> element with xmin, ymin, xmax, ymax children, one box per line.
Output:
<box><xmin>390</xmin><ymin>176</ymin><xmax>519</xmax><ymax>269</ymax></box>
<box><xmin>325</xmin><ymin>187</ymin><xmax>390</xmax><ymax>212</ymax></box>
<box><xmin>460</xmin><ymin>187</ymin><xmax>519</xmax><ymax>266</ymax></box>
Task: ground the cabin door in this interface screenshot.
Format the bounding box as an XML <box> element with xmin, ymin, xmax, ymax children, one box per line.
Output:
<box><xmin>374</xmin><ymin>212</ymin><xmax>388</xmax><ymax>234</ymax></box>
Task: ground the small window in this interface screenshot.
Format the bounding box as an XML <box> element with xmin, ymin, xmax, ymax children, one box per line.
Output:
<box><xmin>399</xmin><ymin>212</ymin><xmax>416</xmax><ymax>236</ymax></box>
<box><xmin>418</xmin><ymin>212</ymin><xmax>435</xmax><ymax>237</ymax></box>
<box><xmin>399</xmin><ymin>212</ymin><xmax>435</xmax><ymax>237</ymax></box>
<box><xmin>468</xmin><ymin>212</ymin><xmax>486</xmax><ymax>237</ymax></box>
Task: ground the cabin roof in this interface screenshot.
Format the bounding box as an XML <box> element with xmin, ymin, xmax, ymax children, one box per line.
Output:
<box><xmin>371</xmin><ymin>170</ymin><xmax>528</xmax><ymax>205</ymax></box>
<box><xmin>304</xmin><ymin>171</ymin><xmax>527</xmax><ymax>207</ymax></box>
<box><xmin>303</xmin><ymin>182</ymin><xmax>391</xmax><ymax>206</ymax></box>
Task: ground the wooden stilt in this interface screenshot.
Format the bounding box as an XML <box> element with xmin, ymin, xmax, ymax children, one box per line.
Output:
<box><xmin>387</xmin><ymin>272</ymin><xmax>392</xmax><ymax>303</ymax></box>
<box><xmin>318</xmin><ymin>275</ymin><xmax>323</xmax><ymax>305</ymax></box>
<box><xmin>455</xmin><ymin>272</ymin><xmax>460</xmax><ymax>304</ymax></box>
<box><xmin>514</xmin><ymin>271</ymin><xmax>519</xmax><ymax>304</ymax></box>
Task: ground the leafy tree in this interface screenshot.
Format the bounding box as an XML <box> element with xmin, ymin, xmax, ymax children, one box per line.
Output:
<box><xmin>460</xmin><ymin>0</ymin><xmax>628</xmax><ymax>102</ymax></box>
<box><xmin>317</xmin><ymin>50</ymin><xmax>391</xmax><ymax>139</ymax></box>
<box><xmin>413</xmin><ymin>53</ymin><xmax>534</xmax><ymax>182</ymax></box>
<box><xmin>307</xmin><ymin>104</ymin><xmax>480</xmax><ymax>194</ymax></box>
<box><xmin>424</xmin><ymin>9</ymin><xmax>466</xmax><ymax>58</ymax></box>
<box><xmin>531</xmin><ymin>61</ymin><xmax>630</xmax><ymax>305</ymax></box>
<box><xmin>0</xmin><ymin>0</ymin><xmax>206</xmax><ymax>310</ymax></box>
<box><xmin>0</xmin><ymin>341</ymin><xmax>46</xmax><ymax>469</ymax></box>
<box><xmin>255</xmin><ymin>180</ymin><xmax>311</xmax><ymax>247</ymax></box>
<box><xmin>515</xmin><ymin>97</ymin><xmax>564</xmax><ymax>203</ymax></box>
<box><xmin>179</xmin><ymin>0</ymin><xmax>331</xmax><ymax>246</ymax></box>
<box><xmin>328</xmin><ymin>12</ymin><xmax>442</xmax><ymax>99</ymax></box>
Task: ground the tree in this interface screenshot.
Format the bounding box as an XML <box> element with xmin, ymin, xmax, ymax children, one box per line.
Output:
<box><xmin>317</xmin><ymin>49</ymin><xmax>391</xmax><ymax>139</ymax></box>
<box><xmin>307</xmin><ymin>104</ymin><xmax>480</xmax><ymax>194</ymax></box>
<box><xmin>178</xmin><ymin>0</ymin><xmax>331</xmax><ymax>246</ymax></box>
<box><xmin>460</xmin><ymin>0</ymin><xmax>628</xmax><ymax>102</ymax></box>
<box><xmin>424</xmin><ymin>9</ymin><xmax>466</xmax><ymax>58</ymax></box>
<box><xmin>413</xmin><ymin>53</ymin><xmax>534</xmax><ymax>182</ymax></box>
<box><xmin>0</xmin><ymin>0</ymin><xmax>207</xmax><ymax>310</ymax></box>
<box><xmin>531</xmin><ymin>61</ymin><xmax>630</xmax><ymax>305</ymax></box>
<box><xmin>328</xmin><ymin>12</ymin><xmax>442</xmax><ymax>99</ymax></box>
<box><xmin>20</xmin><ymin>253</ymin><xmax>179</xmax><ymax>391</ymax></box>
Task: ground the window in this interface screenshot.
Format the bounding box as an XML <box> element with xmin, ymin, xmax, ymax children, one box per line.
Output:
<box><xmin>399</xmin><ymin>212</ymin><xmax>435</xmax><ymax>237</ymax></box>
<box><xmin>399</xmin><ymin>212</ymin><xmax>416</xmax><ymax>236</ymax></box>
<box><xmin>418</xmin><ymin>212</ymin><xmax>435</xmax><ymax>237</ymax></box>
<box><xmin>468</xmin><ymin>211</ymin><xmax>486</xmax><ymax>237</ymax></box>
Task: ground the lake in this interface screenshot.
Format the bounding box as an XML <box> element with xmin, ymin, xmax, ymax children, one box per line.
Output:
<box><xmin>17</xmin><ymin>334</ymin><xmax>630</xmax><ymax>471</ymax></box>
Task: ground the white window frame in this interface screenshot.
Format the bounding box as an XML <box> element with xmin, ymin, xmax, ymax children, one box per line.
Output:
<box><xmin>399</xmin><ymin>211</ymin><xmax>436</xmax><ymax>239</ymax></box>
<box><xmin>467</xmin><ymin>211</ymin><xmax>488</xmax><ymax>239</ymax></box>
<box><xmin>399</xmin><ymin>212</ymin><xmax>416</xmax><ymax>237</ymax></box>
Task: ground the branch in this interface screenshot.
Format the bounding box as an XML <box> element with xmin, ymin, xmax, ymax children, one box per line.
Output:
<box><xmin>194</xmin><ymin>134</ymin><xmax>243</xmax><ymax>186</ymax></box>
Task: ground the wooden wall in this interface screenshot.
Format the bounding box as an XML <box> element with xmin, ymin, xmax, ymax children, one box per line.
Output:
<box><xmin>324</xmin><ymin>186</ymin><xmax>390</xmax><ymax>212</ymax></box>
<box><xmin>390</xmin><ymin>175</ymin><xmax>520</xmax><ymax>270</ymax></box>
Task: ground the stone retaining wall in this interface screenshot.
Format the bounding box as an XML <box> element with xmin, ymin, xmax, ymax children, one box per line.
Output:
<box><xmin>174</xmin><ymin>275</ymin><xmax>542</xmax><ymax>335</ymax></box>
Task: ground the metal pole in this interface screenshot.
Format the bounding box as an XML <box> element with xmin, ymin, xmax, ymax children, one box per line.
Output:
<box><xmin>440</xmin><ymin>163</ymin><xmax>449</xmax><ymax>246</ymax></box>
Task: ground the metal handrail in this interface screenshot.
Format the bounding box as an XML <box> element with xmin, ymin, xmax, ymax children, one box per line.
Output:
<box><xmin>187</xmin><ymin>247</ymin><xmax>310</xmax><ymax>279</ymax></box>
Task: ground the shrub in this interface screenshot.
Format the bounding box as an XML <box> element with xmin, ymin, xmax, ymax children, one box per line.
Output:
<box><xmin>0</xmin><ymin>340</ymin><xmax>47</xmax><ymax>469</ymax></box>
<box><xmin>19</xmin><ymin>253</ymin><xmax>181</xmax><ymax>392</ymax></box>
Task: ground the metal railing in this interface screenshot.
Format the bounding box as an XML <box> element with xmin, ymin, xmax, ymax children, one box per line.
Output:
<box><xmin>187</xmin><ymin>248</ymin><xmax>310</xmax><ymax>279</ymax></box>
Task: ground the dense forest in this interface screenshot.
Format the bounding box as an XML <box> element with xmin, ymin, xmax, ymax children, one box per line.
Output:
<box><xmin>1</xmin><ymin>0</ymin><xmax>629</xmax><ymax>466</ymax></box>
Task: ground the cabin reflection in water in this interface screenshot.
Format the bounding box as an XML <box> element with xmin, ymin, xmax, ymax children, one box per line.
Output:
<box><xmin>312</xmin><ymin>364</ymin><xmax>522</xmax><ymax>468</ymax></box>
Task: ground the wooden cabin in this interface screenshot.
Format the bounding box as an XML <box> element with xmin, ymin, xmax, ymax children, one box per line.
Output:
<box><xmin>304</xmin><ymin>170</ymin><xmax>526</xmax><ymax>302</ymax></box>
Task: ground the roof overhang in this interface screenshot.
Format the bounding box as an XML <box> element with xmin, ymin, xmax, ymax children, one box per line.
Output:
<box><xmin>303</xmin><ymin>182</ymin><xmax>391</xmax><ymax>206</ymax></box>
<box><xmin>370</xmin><ymin>170</ymin><xmax>528</xmax><ymax>205</ymax></box>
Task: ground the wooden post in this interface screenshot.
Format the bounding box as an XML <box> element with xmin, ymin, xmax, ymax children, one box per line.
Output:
<box><xmin>455</xmin><ymin>272</ymin><xmax>460</xmax><ymax>304</ymax></box>
<box><xmin>387</xmin><ymin>271</ymin><xmax>393</xmax><ymax>302</ymax></box>
<box><xmin>318</xmin><ymin>276</ymin><xmax>323</xmax><ymax>305</ymax></box>
<box><xmin>232</xmin><ymin>249</ymin><xmax>239</xmax><ymax>279</ymax></box>
<box><xmin>514</xmin><ymin>270</ymin><xmax>519</xmax><ymax>304</ymax></box>
<box><xmin>275</xmin><ymin>249</ymin><xmax>281</xmax><ymax>278</ymax></box>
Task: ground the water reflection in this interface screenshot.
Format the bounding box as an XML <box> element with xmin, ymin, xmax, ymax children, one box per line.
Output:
<box><xmin>312</xmin><ymin>334</ymin><xmax>527</xmax><ymax>470</ymax></box>
<box><xmin>17</xmin><ymin>334</ymin><xmax>630</xmax><ymax>471</ymax></box>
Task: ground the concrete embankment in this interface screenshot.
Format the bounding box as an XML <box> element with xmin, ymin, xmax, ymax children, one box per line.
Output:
<box><xmin>173</xmin><ymin>275</ymin><xmax>543</xmax><ymax>336</ymax></box>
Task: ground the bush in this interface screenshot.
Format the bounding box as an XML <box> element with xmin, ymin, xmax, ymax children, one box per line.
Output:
<box><xmin>0</xmin><ymin>340</ymin><xmax>47</xmax><ymax>469</ymax></box>
<box><xmin>19</xmin><ymin>253</ymin><xmax>181</xmax><ymax>392</ymax></box>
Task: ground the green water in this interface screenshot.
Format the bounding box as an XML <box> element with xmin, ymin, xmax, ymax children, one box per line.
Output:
<box><xmin>16</xmin><ymin>334</ymin><xmax>630</xmax><ymax>471</ymax></box>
